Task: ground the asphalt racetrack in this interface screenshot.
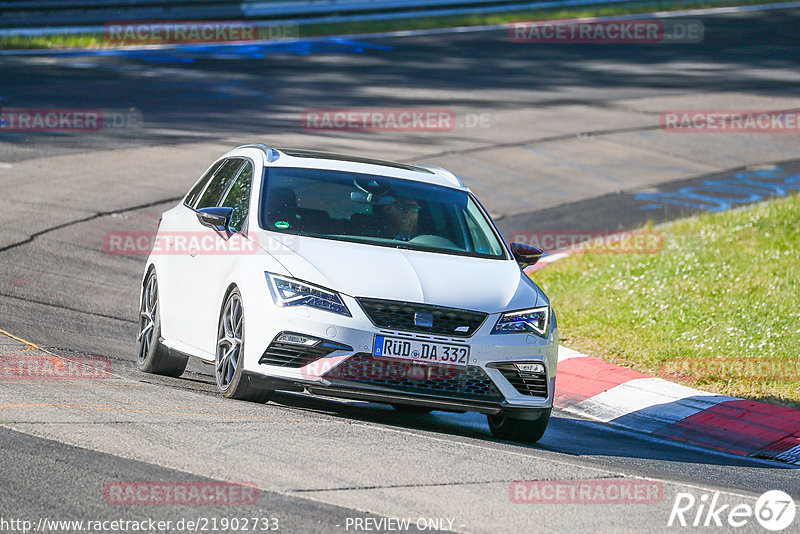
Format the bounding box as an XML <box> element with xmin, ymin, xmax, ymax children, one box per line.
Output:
<box><xmin>1</xmin><ymin>6</ymin><xmax>799</xmax><ymax>533</ymax></box>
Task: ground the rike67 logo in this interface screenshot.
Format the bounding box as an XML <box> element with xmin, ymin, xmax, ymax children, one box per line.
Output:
<box><xmin>668</xmin><ymin>490</ymin><xmax>796</xmax><ymax>531</ymax></box>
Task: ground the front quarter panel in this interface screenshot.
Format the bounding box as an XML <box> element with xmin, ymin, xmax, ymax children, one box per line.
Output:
<box><xmin>146</xmin><ymin>204</ymin><xmax>186</xmax><ymax>346</ymax></box>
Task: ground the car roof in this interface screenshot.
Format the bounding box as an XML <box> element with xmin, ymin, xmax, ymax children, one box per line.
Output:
<box><xmin>230</xmin><ymin>144</ymin><xmax>467</xmax><ymax>190</ymax></box>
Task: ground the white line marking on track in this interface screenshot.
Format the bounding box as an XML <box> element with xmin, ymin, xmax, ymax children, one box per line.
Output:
<box><xmin>569</xmin><ymin>377</ymin><xmax>736</xmax><ymax>431</ymax></box>
<box><xmin>558</xmin><ymin>345</ymin><xmax>590</xmax><ymax>362</ymax></box>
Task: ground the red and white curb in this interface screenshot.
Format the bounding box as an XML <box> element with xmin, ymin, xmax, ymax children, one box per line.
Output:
<box><xmin>525</xmin><ymin>228</ymin><xmax>800</xmax><ymax>465</ymax></box>
<box><xmin>554</xmin><ymin>346</ymin><xmax>800</xmax><ymax>465</ymax></box>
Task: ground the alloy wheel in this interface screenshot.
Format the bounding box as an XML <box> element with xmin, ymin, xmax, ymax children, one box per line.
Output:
<box><xmin>137</xmin><ymin>273</ymin><xmax>158</xmax><ymax>364</ymax></box>
<box><xmin>216</xmin><ymin>292</ymin><xmax>243</xmax><ymax>391</ymax></box>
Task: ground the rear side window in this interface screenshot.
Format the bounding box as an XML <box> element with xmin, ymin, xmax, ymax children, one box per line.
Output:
<box><xmin>185</xmin><ymin>159</ymin><xmax>224</xmax><ymax>208</ymax></box>
<box><xmin>220</xmin><ymin>160</ymin><xmax>253</xmax><ymax>231</ymax></box>
<box><xmin>196</xmin><ymin>158</ymin><xmax>244</xmax><ymax>210</ymax></box>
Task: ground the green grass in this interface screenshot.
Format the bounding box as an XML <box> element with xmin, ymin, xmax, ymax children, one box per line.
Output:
<box><xmin>532</xmin><ymin>194</ymin><xmax>800</xmax><ymax>409</ymax></box>
<box><xmin>0</xmin><ymin>34</ymin><xmax>101</xmax><ymax>50</ymax></box>
<box><xmin>1</xmin><ymin>0</ymin><xmax>794</xmax><ymax>50</ymax></box>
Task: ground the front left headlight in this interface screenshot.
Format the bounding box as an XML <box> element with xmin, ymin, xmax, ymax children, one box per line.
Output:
<box><xmin>492</xmin><ymin>306</ymin><xmax>550</xmax><ymax>337</ymax></box>
<box><xmin>266</xmin><ymin>273</ymin><xmax>351</xmax><ymax>316</ymax></box>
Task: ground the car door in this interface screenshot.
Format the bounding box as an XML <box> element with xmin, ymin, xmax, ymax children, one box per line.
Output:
<box><xmin>157</xmin><ymin>158</ymin><xmax>223</xmax><ymax>346</ymax></box>
<box><xmin>171</xmin><ymin>158</ymin><xmax>245</xmax><ymax>353</ymax></box>
<box><xmin>184</xmin><ymin>158</ymin><xmax>255</xmax><ymax>356</ymax></box>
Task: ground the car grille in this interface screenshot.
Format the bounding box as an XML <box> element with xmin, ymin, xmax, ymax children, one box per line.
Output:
<box><xmin>259</xmin><ymin>335</ymin><xmax>352</xmax><ymax>368</ymax></box>
<box><xmin>495</xmin><ymin>364</ymin><xmax>549</xmax><ymax>398</ymax></box>
<box><xmin>323</xmin><ymin>353</ymin><xmax>503</xmax><ymax>401</ymax></box>
<box><xmin>356</xmin><ymin>298</ymin><xmax>488</xmax><ymax>337</ymax></box>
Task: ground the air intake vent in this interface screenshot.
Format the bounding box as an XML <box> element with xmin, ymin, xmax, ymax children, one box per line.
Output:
<box><xmin>493</xmin><ymin>364</ymin><xmax>548</xmax><ymax>398</ymax></box>
<box><xmin>259</xmin><ymin>332</ymin><xmax>351</xmax><ymax>368</ymax></box>
<box><xmin>323</xmin><ymin>353</ymin><xmax>502</xmax><ymax>401</ymax></box>
<box><xmin>357</xmin><ymin>298</ymin><xmax>487</xmax><ymax>337</ymax></box>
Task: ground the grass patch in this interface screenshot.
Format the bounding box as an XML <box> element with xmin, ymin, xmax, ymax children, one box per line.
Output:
<box><xmin>0</xmin><ymin>0</ymin><xmax>795</xmax><ymax>50</ymax></box>
<box><xmin>532</xmin><ymin>194</ymin><xmax>800</xmax><ymax>409</ymax></box>
<box><xmin>0</xmin><ymin>34</ymin><xmax>102</xmax><ymax>50</ymax></box>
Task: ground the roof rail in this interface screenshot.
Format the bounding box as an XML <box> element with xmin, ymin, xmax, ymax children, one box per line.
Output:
<box><xmin>413</xmin><ymin>164</ymin><xmax>465</xmax><ymax>188</ymax></box>
<box><xmin>235</xmin><ymin>143</ymin><xmax>280</xmax><ymax>162</ymax></box>
<box><xmin>279</xmin><ymin>148</ymin><xmax>434</xmax><ymax>175</ymax></box>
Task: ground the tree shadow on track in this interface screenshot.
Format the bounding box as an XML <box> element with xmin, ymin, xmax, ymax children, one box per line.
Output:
<box><xmin>2</xmin><ymin>10</ymin><xmax>800</xmax><ymax>151</ymax></box>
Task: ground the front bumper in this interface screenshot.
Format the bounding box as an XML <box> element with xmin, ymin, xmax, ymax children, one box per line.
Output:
<box><xmin>242</xmin><ymin>290</ymin><xmax>558</xmax><ymax>416</ymax></box>
<box><xmin>243</xmin><ymin>373</ymin><xmax>550</xmax><ymax>419</ymax></box>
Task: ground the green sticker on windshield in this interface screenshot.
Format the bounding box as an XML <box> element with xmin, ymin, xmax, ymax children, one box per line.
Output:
<box><xmin>275</xmin><ymin>221</ymin><xmax>290</xmax><ymax>229</ymax></box>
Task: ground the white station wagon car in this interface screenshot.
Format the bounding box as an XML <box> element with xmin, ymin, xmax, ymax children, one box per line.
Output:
<box><xmin>137</xmin><ymin>144</ymin><xmax>557</xmax><ymax>442</ymax></box>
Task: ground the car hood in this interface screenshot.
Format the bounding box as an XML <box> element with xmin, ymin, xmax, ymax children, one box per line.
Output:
<box><xmin>259</xmin><ymin>232</ymin><xmax>546</xmax><ymax>313</ymax></box>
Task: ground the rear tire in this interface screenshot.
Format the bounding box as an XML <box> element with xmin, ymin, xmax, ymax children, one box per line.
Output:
<box><xmin>215</xmin><ymin>289</ymin><xmax>271</xmax><ymax>403</ymax></box>
<box><xmin>137</xmin><ymin>270</ymin><xmax>188</xmax><ymax>377</ymax></box>
<box><xmin>487</xmin><ymin>409</ymin><xmax>551</xmax><ymax>443</ymax></box>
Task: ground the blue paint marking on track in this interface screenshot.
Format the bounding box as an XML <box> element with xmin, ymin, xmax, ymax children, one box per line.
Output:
<box><xmin>635</xmin><ymin>167</ymin><xmax>800</xmax><ymax>212</ymax></box>
<box><xmin>43</xmin><ymin>38</ymin><xmax>393</xmax><ymax>63</ymax></box>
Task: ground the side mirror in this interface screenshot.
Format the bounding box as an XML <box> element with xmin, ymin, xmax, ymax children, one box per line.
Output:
<box><xmin>509</xmin><ymin>242</ymin><xmax>543</xmax><ymax>269</ymax></box>
<box><xmin>196</xmin><ymin>207</ymin><xmax>234</xmax><ymax>232</ymax></box>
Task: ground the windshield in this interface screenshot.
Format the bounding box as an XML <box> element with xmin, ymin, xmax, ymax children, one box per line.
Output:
<box><xmin>259</xmin><ymin>167</ymin><xmax>507</xmax><ymax>259</ymax></box>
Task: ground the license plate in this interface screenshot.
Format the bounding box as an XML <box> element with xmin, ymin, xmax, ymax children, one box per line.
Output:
<box><xmin>372</xmin><ymin>335</ymin><xmax>470</xmax><ymax>367</ymax></box>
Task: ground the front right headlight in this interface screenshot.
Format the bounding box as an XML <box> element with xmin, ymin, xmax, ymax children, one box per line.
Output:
<box><xmin>491</xmin><ymin>306</ymin><xmax>550</xmax><ymax>337</ymax></box>
<box><xmin>266</xmin><ymin>273</ymin><xmax>351</xmax><ymax>317</ymax></box>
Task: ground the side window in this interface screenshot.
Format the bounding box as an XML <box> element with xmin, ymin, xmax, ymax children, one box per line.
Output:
<box><xmin>184</xmin><ymin>159</ymin><xmax>224</xmax><ymax>208</ymax></box>
<box><xmin>220</xmin><ymin>160</ymin><xmax>253</xmax><ymax>231</ymax></box>
<box><xmin>464</xmin><ymin>198</ymin><xmax>503</xmax><ymax>256</ymax></box>
<box><xmin>196</xmin><ymin>159</ymin><xmax>243</xmax><ymax>210</ymax></box>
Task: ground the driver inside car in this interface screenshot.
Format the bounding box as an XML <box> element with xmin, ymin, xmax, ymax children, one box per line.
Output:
<box><xmin>380</xmin><ymin>197</ymin><xmax>421</xmax><ymax>241</ymax></box>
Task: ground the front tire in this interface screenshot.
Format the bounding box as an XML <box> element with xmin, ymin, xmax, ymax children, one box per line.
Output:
<box><xmin>215</xmin><ymin>289</ymin><xmax>271</xmax><ymax>403</ymax></box>
<box><xmin>487</xmin><ymin>409</ymin><xmax>551</xmax><ymax>443</ymax></box>
<box><xmin>137</xmin><ymin>270</ymin><xmax>188</xmax><ymax>377</ymax></box>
